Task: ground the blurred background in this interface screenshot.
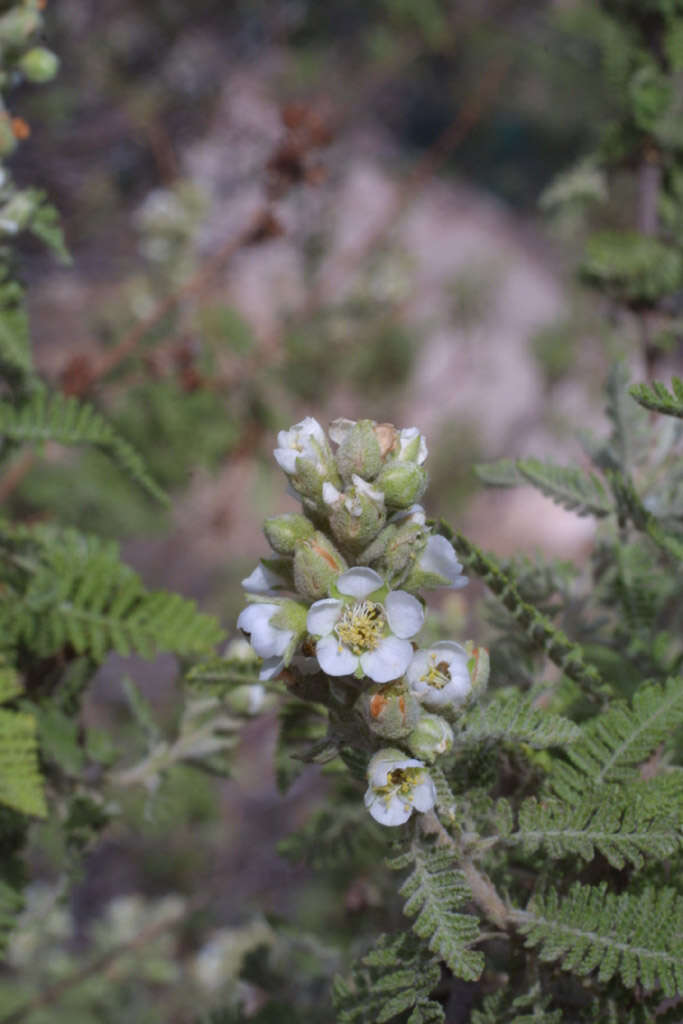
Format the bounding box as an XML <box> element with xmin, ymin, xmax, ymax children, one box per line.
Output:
<box><xmin>4</xmin><ymin>0</ymin><xmax>676</xmax><ymax>1019</ymax></box>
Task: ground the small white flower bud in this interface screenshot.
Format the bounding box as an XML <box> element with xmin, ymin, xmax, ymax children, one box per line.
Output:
<box><xmin>357</xmin><ymin>682</ymin><xmax>421</xmax><ymax>739</ymax></box>
<box><xmin>375</xmin><ymin>461</ymin><xmax>427</xmax><ymax>509</ymax></box>
<box><xmin>334</xmin><ymin>419</ymin><xmax>382</xmax><ymax>483</ymax></box>
<box><xmin>406</xmin><ymin>713</ymin><xmax>454</xmax><ymax>762</ymax></box>
<box><xmin>293</xmin><ymin>531</ymin><xmax>347</xmax><ymax>600</ymax></box>
<box><xmin>263</xmin><ymin>513</ymin><xmax>315</xmax><ymax>555</ymax></box>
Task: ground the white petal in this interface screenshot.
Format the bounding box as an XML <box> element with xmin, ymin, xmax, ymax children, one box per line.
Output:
<box><xmin>241</xmin><ymin>563</ymin><xmax>286</xmax><ymax>595</ymax></box>
<box><xmin>259</xmin><ymin>657</ymin><xmax>284</xmax><ymax>680</ymax></box>
<box><xmin>315</xmin><ymin>635</ymin><xmax>358</xmax><ymax>676</ymax></box>
<box><xmin>273</xmin><ymin>448</ymin><xmax>298</xmax><ymax>474</ymax></box>
<box><xmin>361</xmin><ymin>636</ymin><xmax>413</xmax><ymax>683</ymax></box>
<box><xmin>406</xmin><ymin>648</ymin><xmax>431</xmax><ymax>688</ymax></box>
<box><xmin>411</xmin><ymin>775</ymin><xmax>436</xmax><ymax>813</ymax></box>
<box><xmin>237</xmin><ymin>603</ymin><xmax>279</xmax><ymax>634</ymax></box>
<box><xmin>307</xmin><ymin>599</ymin><xmax>342</xmax><ymax>636</ymax></box>
<box><xmin>398</xmin><ymin>427</ymin><xmax>428</xmax><ymax>464</ymax></box>
<box><xmin>420</xmin><ymin>535</ymin><xmax>468</xmax><ymax>588</ymax></box>
<box><xmin>297</xmin><ymin>416</ymin><xmax>327</xmax><ymax>446</ymax></box>
<box><xmin>322</xmin><ymin>481</ymin><xmax>341</xmax><ymax>505</ymax></box>
<box><xmin>351</xmin><ymin>475</ymin><xmax>384</xmax><ymax>504</ymax></box>
<box><xmin>389</xmin><ymin>504</ymin><xmax>426</xmax><ymax>526</ymax></box>
<box><xmin>385</xmin><ymin>591</ymin><xmax>424</xmax><ymax>639</ymax></box>
<box><xmin>336</xmin><ymin>567</ymin><xmax>384</xmax><ymax>599</ymax></box>
<box><xmin>364</xmin><ymin>790</ymin><xmax>413</xmax><ymax>827</ymax></box>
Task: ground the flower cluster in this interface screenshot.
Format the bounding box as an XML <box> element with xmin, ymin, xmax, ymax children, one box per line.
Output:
<box><xmin>236</xmin><ymin>417</ymin><xmax>488</xmax><ymax>827</ymax></box>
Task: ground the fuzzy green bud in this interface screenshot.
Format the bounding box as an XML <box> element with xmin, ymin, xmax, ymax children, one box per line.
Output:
<box><xmin>264</xmin><ymin>513</ymin><xmax>315</xmax><ymax>555</ymax></box>
<box><xmin>375</xmin><ymin>461</ymin><xmax>427</xmax><ymax>509</ymax></box>
<box><xmin>334</xmin><ymin>419</ymin><xmax>382</xmax><ymax>483</ymax></box>
<box><xmin>406</xmin><ymin>713</ymin><xmax>454</xmax><ymax>762</ymax></box>
<box><xmin>293</xmin><ymin>531</ymin><xmax>347</xmax><ymax>600</ymax></box>
<box><xmin>19</xmin><ymin>47</ymin><xmax>59</xmax><ymax>83</ymax></box>
<box><xmin>357</xmin><ymin>682</ymin><xmax>421</xmax><ymax>740</ymax></box>
<box><xmin>324</xmin><ymin>476</ymin><xmax>386</xmax><ymax>551</ymax></box>
<box><xmin>225</xmin><ymin>683</ymin><xmax>277</xmax><ymax>715</ymax></box>
<box><xmin>0</xmin><ymin>9</ymin><xmax>40</xmax><ymax>47</ymax></box>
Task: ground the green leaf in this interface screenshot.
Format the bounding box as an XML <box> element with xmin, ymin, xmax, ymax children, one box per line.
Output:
<box><xmin>0</xmin><ymin>277</ymin><xmax>33</xmax><ymax>379</ymax></box>
<box><xmin>457</xmin><ymin>689</ymin><xmax>580</xmax><ymax>749</ymax></box>
<box><xmin>0</xmin><ymin>393</ymin><xmax>167</xmax><ymax>504</ymax></box>
<box><xmin>333</xmin><ymin>932</ymin><xmax>444</xmax><ymax>1024</ymax></box>
<box><xmin>394</xmin><ymin>838</ymin><xmax>484</xmax><ymax>981</ymax></box>
<box><xmin>580</xmin><ymin>231</ymin><xmax>683</xmax><ymax>306</ymax></box>
<box><xmin>0</xmin><ymin>670</ymin><xmax>46</xmax><ymax>818</ymax></box>
<box><xmin>474</xmin><ymin>458</ymin><xmax>524</xmax><ymax>488</ymax></box>
<box><xmin>549</xmin><ymin>677</ymin><xmax>683</xmax><ymax>800</ymax></box>
<box><xmin>0</xmin><ymin>524</ymin><xmax>224</xmax><ymax>660</ymax></box>
<box><xmin>514</xmin><ymin>883</ymin><xmax>683</xmax><ymax>997</ymax></box>
<box><xmin>515</xmin><ymin>458</ymin><xmax>611</xmax><ymax>517</ymax></box>
<box><xmin>630</xmin><ymin>377</ymin><xmax>683</xmax><ymax>419</ymax></box>
<box><xmin>505</xmin><ymin>791</ymin><xmax>681</xmax><ymax>869</ymax></box>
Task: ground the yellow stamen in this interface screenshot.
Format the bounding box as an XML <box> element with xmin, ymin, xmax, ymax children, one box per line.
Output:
<box><xmin>422</xmin><ymin>654</ymin><xmax>451</xmax><ymax>690</ymax></box>
<box><xmin>334</xmin><ymin>600</ymin><xmax>385</xmax><ymax>655</ymax></box>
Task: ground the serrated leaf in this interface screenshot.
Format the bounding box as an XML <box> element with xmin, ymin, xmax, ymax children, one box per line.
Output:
<box><xmin>516</xmin><ymin>458</ymin><xmax>611</xmax><ymax>517</ymax></box>
<box><xmin>457</xmin><ymin>690</ymin><xmax>580</xmax><ymax>749</ymax></box>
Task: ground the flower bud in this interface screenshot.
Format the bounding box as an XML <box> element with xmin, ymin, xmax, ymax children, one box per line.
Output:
<box><xmin>334</xmin><ymin>419</ymin><xmax>382</xmax><ymax>483</ymax></box>
<box><xmin>324</xmin><ymin>476</ymin><xmax>386</xmax><ymax>551</ymax></box>
<box><xmin>406</xmin><ymin>713</ymin><xmax>454</xmax><ymax>762</ymax></box>
<box><xmin>395</xmin><ymin>427</ymin><xmax>428</xmax><ymax>464</ymax></box>
<box><xmin>375</xmin><ymin>461</ymin><xmax>427</xmax><ymax>509</ymax></box>
<box><xmin>0</xmin><ymin>9</ymin><xmax>40</xmax><ymax>47</ymax></box>
<box><xmin>274</xmin><ymin>417</ymin><xmax>340</xmax><ymax>509</ymax></box>
<box><xmin>293</xmin><ymin>530</ymin><xmax>347</xmax><ymax>600</ymax></box>
<box><xmin>264</xmin><ymin>513</ymin><xmax>315</xmax><ymax>555</ymax></box>
<box><xmin>225</xmin><ymin>683</ymin><xmax>277</xmax><ymax>715</ymax></box>
<box><xmin>0</xmin><ymin>192</ymin><xmax>34</xmax><ymax>232</ymax></box>
<box><xmin>19</xmin><ymin>47</ymin><xmax>59</xmax><ymax>83</ymax></box>
<box><xmin>357</xmin><ymin>682</ymin><xmax>421</xmax><ymax>740</ymax></box>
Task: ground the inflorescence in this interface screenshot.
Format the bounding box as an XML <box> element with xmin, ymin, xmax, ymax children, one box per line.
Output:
<box><xmin>237</xmin><ymin>417</ymin><xmax>489</xmax><ymax>826</ymax></box>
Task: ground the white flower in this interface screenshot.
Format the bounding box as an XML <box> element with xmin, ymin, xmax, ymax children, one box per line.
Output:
<box><xmin>323</xmin><ymin>475</ymin><xmax>385</xmax><ymax>517</ymax></box>
<box><xmin>396</xmin><ymin>427</ymin><xmax>428</xmax><ymax>464</ymax></box>
<box><xmin>241</xmin><ymin>561</ymin><xmax>290</xmax><ymax>595</ymax></box>
<box><xmin>364</xmin><ymin>748</ymin><xmax>436</xmax><ymax>826</ymax></box>
<box><xmin>306</xmin><ymin>567</ymin><xmax>424</xmax><ymax>683</ymax></box>
<box><xmin>416</xmin><ymin>535</ymin><xmax>468</xmax><ymax>589</ymax></box>
<box><xmin>274</xmin><ymin>417</ymin><xmax>330</xmax><ymax>475</ymax></box>
<box><xmin>236</xmin><ymin>603</ymin><xmax>294</xmax><ymax>680</ymax></box>
<box><xmin>406</xmin><ymin>642</ymin><xmax>472</xmax><ymax>710</ymax></box>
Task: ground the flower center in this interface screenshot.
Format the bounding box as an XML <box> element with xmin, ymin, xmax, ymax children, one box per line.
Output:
<box><xmin>422</xmin><ymin>655</ymin><xmax>452</xmax><ymax>690</ymax></box>
<box><xmin>382</xmin><ymin>765</ymin><xmax>422</xmax><ymax>798</ymax></box>
<box><xmin>334</xmin><ymin>600</ymin><xmax>386</xmax><ymax>655</ymax></box>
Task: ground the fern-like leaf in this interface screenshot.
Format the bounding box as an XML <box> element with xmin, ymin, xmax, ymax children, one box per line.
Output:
<box><xmin>0</xmin><ymin>666</ymin><xmax>46</xmax><ymax>818</ymax></box>
<box><xmin>630</xmin><ymin>377</ymin><xmax>683</xmax><ymax>419</ymax></box>
<box><xmin>278</xmin><ymin>802</ymin><xmax>384</xmax><ymax>869</ymax></box>
<box><xmin>504</xmin><ymin>791</ymin><xmax>681</xmax><ymax>869</ymax></box>
<box><xmin>0</xmin><ymin>393</ymin><xmax>167</xmax><ymax>503</ymax></box>
<box><xmin>0</xmin><ymin>881</ymin><xmax>22</xmax><ymax>956</ymax></box>
<box><xmin>0</xmin><ymin>278</ymin><xmax>33</xmax><ymax>379</ymax></box>
<box><xmin>390</xmin><ymin>837</ymin><xmax>484</xmax><ymax>981</ymax></box>
<box><xmin>447</xmin><ymin>528</ymin><xmax>605</xmax><ymax>695</ymax></box>
<box><xmin>515</xmin><ymin>458</ymin><xmax>611</xmax><ymax>517</ymax></box>
<box><xmin>513</xmin><ymin>882</ymin><xmax>683</xmax><ymax>997</ymax></box>
<box><xmin>1</xmin><ymin>526</ymin><xmax>224</xmax><ymax>660</ymax></box>
<box><xmin>332</xmin><ymin>932</ymin><xmax>444</xmax><ymax>1024</ymax></box>
<box><xmin>457</xmin><ymin>689</ymin><xmax>580</xmax><ymax>749</ymax></box>
<box><xmin>549</xmin><ymin>677</ymin><xmax>683</xmax><ymax>800</ymax></box>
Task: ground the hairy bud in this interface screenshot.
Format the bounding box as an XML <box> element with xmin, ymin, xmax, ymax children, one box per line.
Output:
<box><xmin>19</xmin><ymin>47</ymin><xmax>59</xmax><ymax>83</ymax></box>
<box><xmin>334</xmin><ymin>419</ymin><xmax>382</xmax><ymax>483</ymax></box>
<box><xmin>357</xmin><ymin>682</ymin><xmax>421</xmax><ymax>740</ymax></box>
<box><xmin>324</xmin><ymin>476</ymin><xmax>386</xmax><ymax>551</ymax></box>
<box><xmin>293</xmin><ymin>531</ymin><xmax>347</xmax><ymax>600</ymax></box>
<box><xmin>406</xmin><ymin>713</ymin><xmax>454</xmax><ymax>762</ymax></box>
<box><xmin>264</xmin><ymin>513</ymin><xmax>315</xmax><ymax>555</ymax></box>
<box><xmin>375</xmin><ymin>461</ymin><xmax>427</xmax><ymax>509</ymax></box>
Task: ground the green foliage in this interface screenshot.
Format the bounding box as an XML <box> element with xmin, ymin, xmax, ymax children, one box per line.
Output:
<box><xmin>277</xmin><ymin>800</ymin><xmax>384</xmax><ymax>869</ymax></box>
<box><xmin>456</xmin><ymin>690</ymin><xmax>580</xmax><ymax>749</ymax></box>
<box><xmin>0</xmin><ymin>524</ymin><xmax>224</xmax><ymax>659</ymax></box>
<box><xmin>0</xmin><ymin>392</ymin><xmax>168</xmax><ymax>503</ymax></box>
<box><xmin>630</xmin><ymin>376</ymin><xmax>683</xmax><ymax>419</ymax></box>
<box><xmin>471</xmin><ymin>983</ymin><xmax>563</xmax><ymax>1024</ymax></box>
<box><xmin>477</xmin><ymin>457</ymin><xmax>612</xmax><ymax>517</ymax></box>
<box><xmin>0</xmin><ymin>275</ymin><xmax>32</xmax><ymax>380</ymax></box>
<box><xmin>332</xmin><ymin>932</ymin><xmax>444</xmax><ymax>1024</ymax></box>
<box><xmin>448</xmin><ymin>528</ymin><xmax>605</xmax><ymax>694</ymax></box>
<box><xmin>580</xmin><ymin>232</ymin><xmax>683</xmax><ymax>306</ymax></box>
<box><xmin>549</xmin><ymin>677</ymin><xmax>683</xmax><ymax>799</ymax></box>
<box><xmin>389</xmin><ymin>838</ymin><xmax>484</xmax><ymax>982</ymax></box>
<box><xmin>0</xmin><ymin>664</ymin><xmax>46</xmax><ymax>818</ymax></box>
<box><xmin>501</xmin><ymin>790</ymin><xmax>681</xmax><ymax>869</ymax></box>
<box><xmin>514</xmin><ymin>882</ymin><xmax>683</xmax><ymax>997</ymax></box>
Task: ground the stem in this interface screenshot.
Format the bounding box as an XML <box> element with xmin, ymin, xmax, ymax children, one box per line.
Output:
<box><xmin>422</xmin><ymin>810</ymin><xmax>511</xmax><ymax>931</ymax></box>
